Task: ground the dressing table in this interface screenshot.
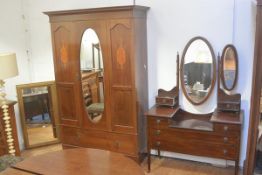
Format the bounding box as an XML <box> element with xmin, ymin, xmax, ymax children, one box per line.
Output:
<box><xmin>146</xmin><ymin>107</ymin><xmax>242</xmax><ymax>175</ymax></box>
<box><xmin>146</xmin><ymin>37</ymin><xmax>242</xmax><ymax>175</ymax></box>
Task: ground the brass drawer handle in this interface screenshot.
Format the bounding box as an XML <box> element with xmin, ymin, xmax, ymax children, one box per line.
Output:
<box><xmin>156</xmin><ymin>141</ymin><xmax>161</xmax><ymax>146</ymax></box>
<box><xmin>155</xmin><ymin>130</ymin><xmax>161</xmax><ymax>135</ymax></box>
<box><xmin>156</xmin><ymin>119</ymin><xmax>161</xmax><ymax>124</ymax></box>
<box><xmin>224</xmin><ymin>125</ymin><xmax>228</xmax><ymax>131</ymax></box>
<box><xmin>224</xmin><ymin>137</ymin><xmax>228</xmax><ymax>143</ymax></box>
<box><xmin>223</xmin><ymin>149</ymin><xmax>228</xmax><ymax>155</ymax></box>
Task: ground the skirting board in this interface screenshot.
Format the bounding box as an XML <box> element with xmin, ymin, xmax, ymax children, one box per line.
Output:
<box><xmin>150</xmin><ymin>149</ymin><xmax>239</xmax><ymax>168</ymax></box>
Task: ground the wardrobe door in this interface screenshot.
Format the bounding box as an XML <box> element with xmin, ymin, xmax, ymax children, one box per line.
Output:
<box><xmin>76</xmin><ymin>20</ymin><xmax>110</xmax><ymax>131</ymax></box>
<box><xmin>51</xmin><ymin>22</ymin><xmax>81</xmax><ymax>127</ymax></box>
<box><xmin>109</xmin><ymin>19</ymin><xmax>137</xmax><ymax>134</ymax></box>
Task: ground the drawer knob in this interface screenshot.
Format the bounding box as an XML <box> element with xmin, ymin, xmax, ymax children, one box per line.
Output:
<box><xmin>224</xmin><ymin>137</ymin><xmax>228</xmax><ymax>143</ymax></box>
<box><xmin>156</xmin><ymin>119</ymin><xmax>161</xmax><ymax>124</ymax></box>
<box><xmin>224</xmin><ymin>125</ymin><xmax>228</xmax><ymax>131</ymax></box>
<box><xmin>156</xmin><ymin>130</ymin><xmax>161</xmax><ymax>135</ymax></box>
<box><xmin>223</xmin><ymin>149</ymin><xmax>228</xmax><ymax>155</ymax></box>
<box><xmin>156</xmin><ymin>141</ymin><xmax>161</xmax><ymax>146</ymax></box>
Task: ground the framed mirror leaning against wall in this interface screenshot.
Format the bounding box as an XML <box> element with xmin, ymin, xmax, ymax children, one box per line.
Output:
<box><xmin>17</xmin><ymin>81</ymin><xmax>59</xmax><ymax>149</ymax></box>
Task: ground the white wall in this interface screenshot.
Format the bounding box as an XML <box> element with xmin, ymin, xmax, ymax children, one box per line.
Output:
<box><xmin>233</xmin><ymin>0</ymin><xmax>257</xmax><ymax>167</ymax></box>
<box><xmin>0</xmin><ymin>0</ymin><xmax>31</xmax><ymax>149</ymax></box>
<box><xmin>1</xmin><ymin>0</ymin><xmax>256</xmax><ymax>168</ymax></box>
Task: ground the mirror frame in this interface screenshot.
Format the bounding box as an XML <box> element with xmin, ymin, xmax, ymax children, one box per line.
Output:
<box><xmin>180</xmin><ymin>36</ymin><xmax>216</xmax><ymax>105</ymax></box>
<box><xmin>16</xmin><ymin>81</ymin><xmax>60</xmax><ymax>149</ymax></box>
<box><xmin>221</xmin><ymin>44</ymin><xmax>238</xmax><ymax>91</ymax></box>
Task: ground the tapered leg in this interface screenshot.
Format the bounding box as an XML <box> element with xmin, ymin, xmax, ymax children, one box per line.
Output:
<box><xmin>148</xmin><ymin>150</ymin><xmax>151</xmax><ymax>172</ymax></box>
<box><xmin>235</xmin><ymin>160</ymin><xmax>239</xmax><ymax>175</ymax></box>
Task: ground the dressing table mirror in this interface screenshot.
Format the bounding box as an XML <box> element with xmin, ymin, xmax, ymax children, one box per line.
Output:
<box><xmin>221</xmin><ymin>45</ymin><xmax>238</xmax><ymax>91</ymax></box>
<box><xmin>217</xmin><ymin>44</ymin><xmax>241</xmax><ymax>112</ymax></box>
<box><xmin>146</xmin><ymin>37</ymin><xmax>242</xmax><ymax>175</ymax></box>
<box><xmin>180</xmin><ymin>36</ymin><xmax>216</xmax><ymax>105</ymax></box>
<box><xmin>80</xmin><ymin>28</ymin><xmax>104</xmax><ymax>124</ymax></box>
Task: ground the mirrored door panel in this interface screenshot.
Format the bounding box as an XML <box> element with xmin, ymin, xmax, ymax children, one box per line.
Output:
<box><xmin>80</xmin><ymin>28</ymin><xmax>105</xmax><ymax>123</ymax></box>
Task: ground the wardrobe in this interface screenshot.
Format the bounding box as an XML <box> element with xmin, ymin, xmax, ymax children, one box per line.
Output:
<box><xmin>44</xmin><ymin>6</ymin><xmax>149</xmax><ymax>161</ymax></box>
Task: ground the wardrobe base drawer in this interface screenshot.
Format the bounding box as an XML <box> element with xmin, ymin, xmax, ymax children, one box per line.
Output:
<box><xmin>78</xmin><ymin>130</ymin><xmax>110</xmax><ymax>150</ymax></box>
<box><xmin>109</xmin><ymin>133</ymin><xmax>138</xmax><ymax>156</ymax></box>
<box><xmin>60</xmin><ymin>126</ymin><xmax>79</xmax><ymax>145</ymax></box>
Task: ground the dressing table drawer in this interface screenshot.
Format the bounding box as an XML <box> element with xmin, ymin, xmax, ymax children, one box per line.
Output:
<box><xmin>150</xmin><ymin>139</ymin><xmax>237</xmax><ymax>160</ymax></box>
<box><xmin>213</xmin><ymin>123</ymin><xmax>240</xmax><ymax>135</ymax></box>
<box><xmin>149</xmin><ymin>128</ymin><xmax>238</xmax><ymax>145</ymax></box>
<box><xmin>148</xmin><ymin>117</ymin><xmax>169</xmax><ymax>129</ymax></box>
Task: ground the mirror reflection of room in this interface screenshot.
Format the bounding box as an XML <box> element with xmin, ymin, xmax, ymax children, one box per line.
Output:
<box><xmin>223</xmin><ymin>47</ymin><xmax>237</xmax><ymax>90</ymax></box>
<box><xmin>80</xmin><ymin>28</ymin><xmax>104</xmax><ymax>123</ymax></box>
<box><xmin>183</xmin><ymin>39</ymin><xmax>213</xmax><ymax>104</ymax></box>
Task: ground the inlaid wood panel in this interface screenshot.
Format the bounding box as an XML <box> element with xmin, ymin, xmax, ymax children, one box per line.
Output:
<box><xmin>52</xmin><ymin>23</ymin><xmax>79</xmax><ymax>83</ymax></box>
<box><xmin>109</xmin><ymin>20</ymin><xmax>133</xmax><ymax>87</ymax></box>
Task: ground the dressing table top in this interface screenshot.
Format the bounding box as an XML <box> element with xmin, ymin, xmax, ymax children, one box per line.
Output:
<box><xmin>145</xmin><ymin>105</ymin><xmax>179</xmax><ymax>118</ymax></box>
<box><xmin>211</xmin><ymin>109</ymin><xmax>243</xmax><ymax>125</ymax></box>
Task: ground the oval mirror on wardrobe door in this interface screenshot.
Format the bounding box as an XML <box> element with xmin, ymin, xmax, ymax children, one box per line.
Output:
<box><xmin>80</xmin><ymin>28</ymin><xmax>104</xmax><ymax>123</ymax></box>
<box><xmin>180</xmin><ymin>36</ymin><xmax>216</xmax><ymax>105</ymax></box>
<box><xmin>221</xmin><ymin>45</ymin><xmax>238</xmax><ymax>91</ymax></box>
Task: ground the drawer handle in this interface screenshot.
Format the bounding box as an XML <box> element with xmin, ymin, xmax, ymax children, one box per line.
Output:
<box><xmin>155</xmin><ymin>130</ymin><xmax>161</xmax><ymax>135</ymax></box>
<box><xmin>224</xmin><ymin>137</ymin><xmax>228</xmax><ymax>143</ymax></box>
<box><xmin>156</xmin><ymin>141</ymin><xmax>161</xmax><ymax>146</ymax></box>
<box><xmin>223</xmin><ymin>149</ymin><xmax>228</xmax><ymax>155</ymax></box>
<box><xmin>156</xmin><ymin>119</ymin><xmax>161</xmax><ymax>124</ymax></box>
<box><xmin>224</xmin><ymin>125</ymin><xmax>228</xmax><ymax>131</ymax></box>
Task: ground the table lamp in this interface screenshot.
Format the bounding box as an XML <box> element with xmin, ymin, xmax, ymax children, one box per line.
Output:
<box><xmin>0</xmin><ymin>53</ymin><xmax>18</xmax><ymax>155</ymax></box>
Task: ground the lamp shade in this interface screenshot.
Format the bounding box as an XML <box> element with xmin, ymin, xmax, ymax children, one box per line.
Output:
<box><xmin>0</xmin><ymin>53</ymin><xmax>18</xmax><ymax>80</ymax></box>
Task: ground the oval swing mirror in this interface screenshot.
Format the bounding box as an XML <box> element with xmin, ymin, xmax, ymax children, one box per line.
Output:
<box><xmin>221</xmin><ymin>45</ymin><xmax>238</xmax><ymax>91</ymax></box>
<box><xmin>80</xmin><ymin>28</ymin><xmax>104</xmax><ymax>123</ymax></box>
<box><xmin>180</xmin><ymin>37</ymin><xmax>216</xmax><ymax>105</ymax></box>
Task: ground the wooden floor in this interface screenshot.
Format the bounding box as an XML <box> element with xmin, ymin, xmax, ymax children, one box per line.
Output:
<box><xmin>21</xmin><ymin>144</ymin><xmax>242</xmax><ymax>175</ymax></box>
